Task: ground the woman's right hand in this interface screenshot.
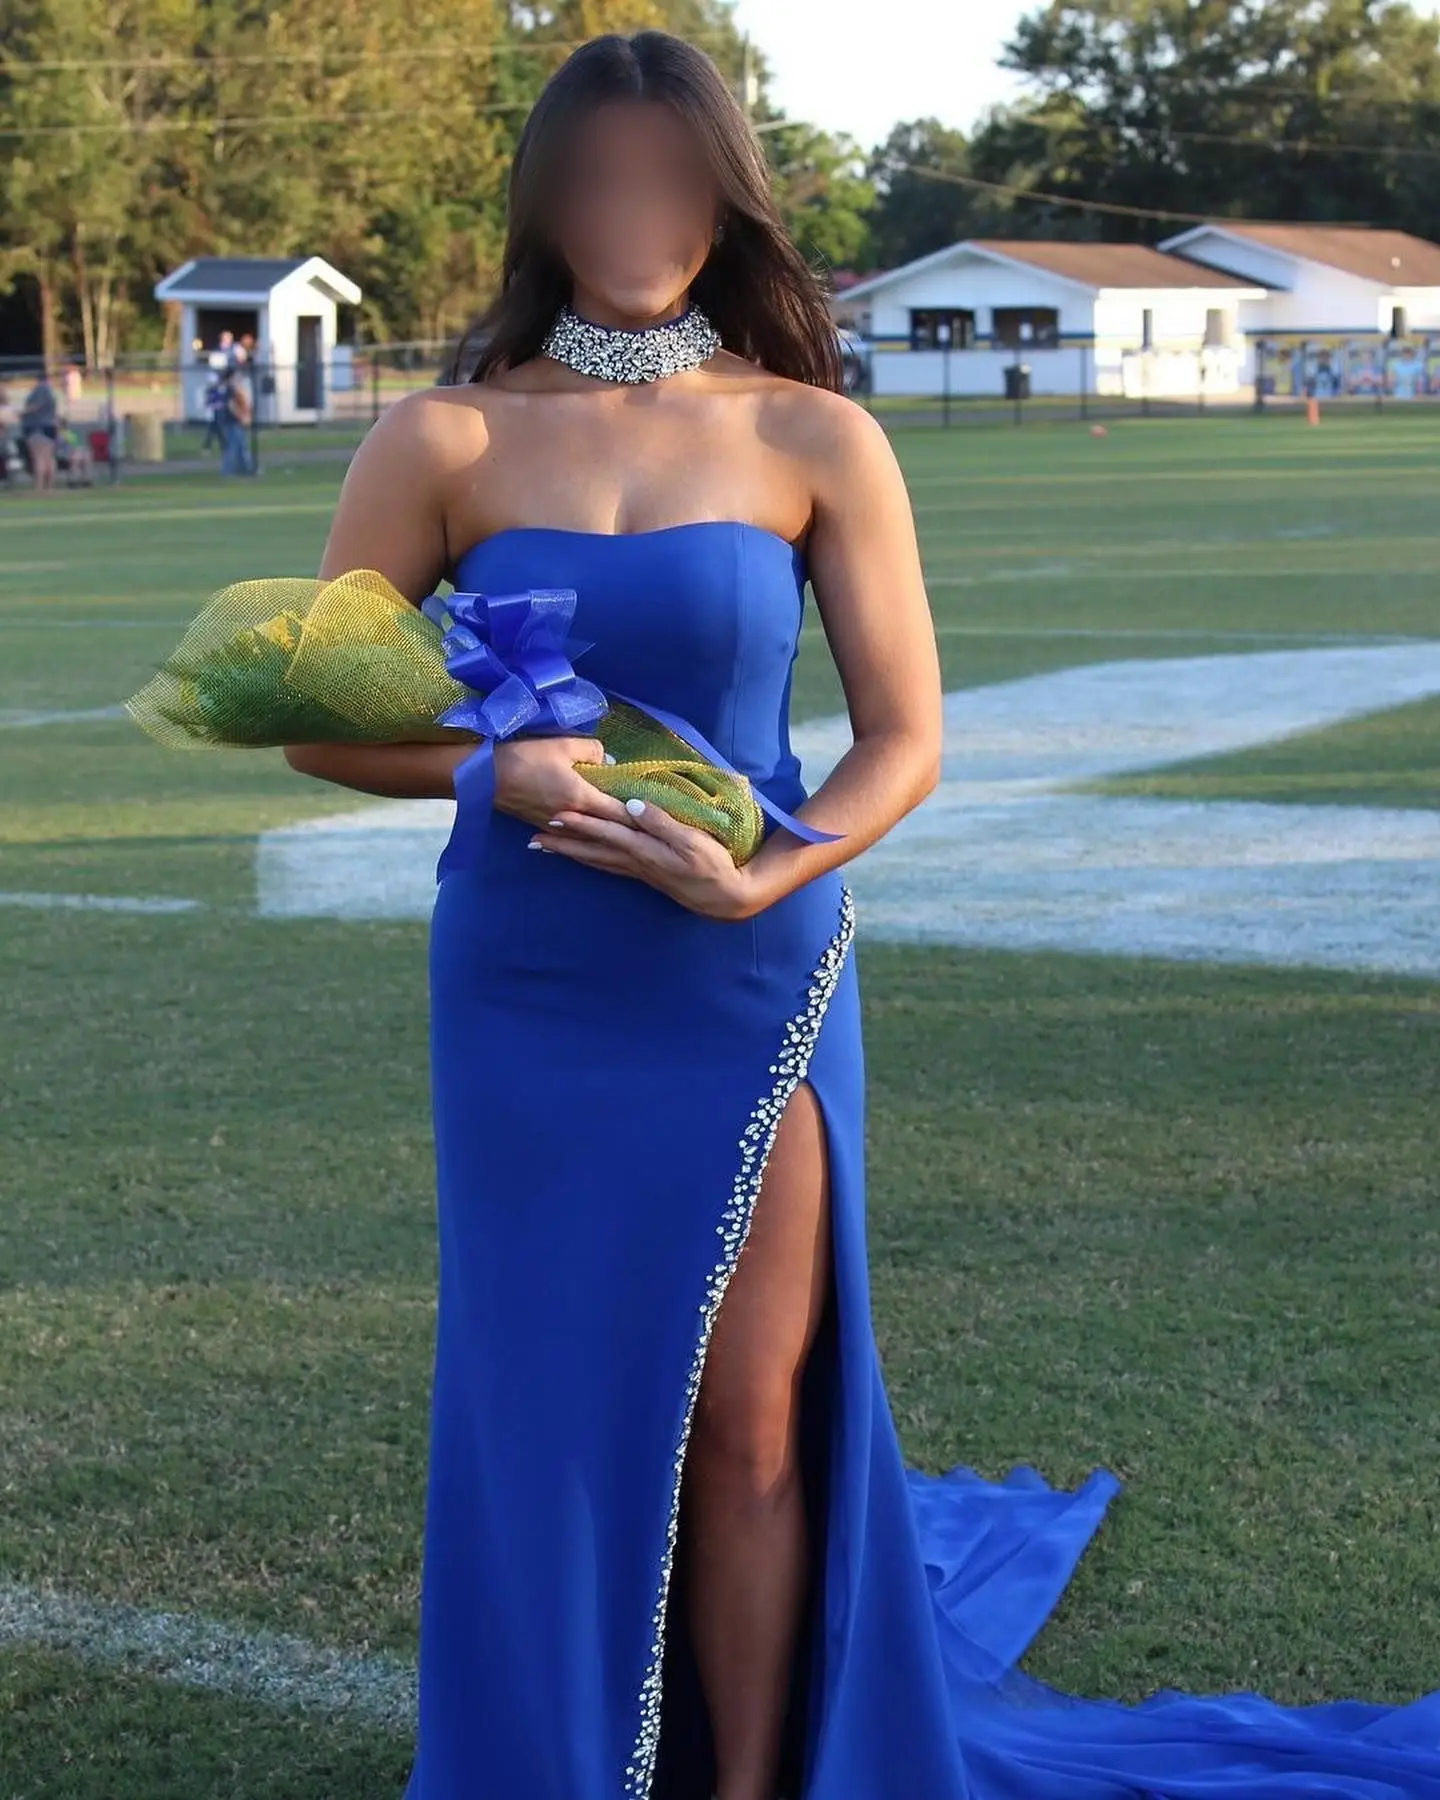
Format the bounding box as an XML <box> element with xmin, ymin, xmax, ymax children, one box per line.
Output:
<box><xmin>490</xmin><ymin>735</ymin><xmax>635</xmax><ymax>829</ymax></box>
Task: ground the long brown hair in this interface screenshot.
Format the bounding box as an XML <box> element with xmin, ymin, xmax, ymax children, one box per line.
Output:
<box><xmin>455</xmin><ymin>31</ymin><xmax>843</xmax><ymax>392</ymax></box>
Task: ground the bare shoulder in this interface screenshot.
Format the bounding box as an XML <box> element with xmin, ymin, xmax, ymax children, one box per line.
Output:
<box><xmin>318</xmin><ymin>385</ymin><xmax>494</xmax><ymax>592</ymax></box>
<box><xmin>354</xmin><ymin>382</ymin><xmax>492</xmax><ymax>475</ymax></box>
<box><xmin>754</xmin><ymin>377</ymin><xmax>897</xmax><ymax>491</ymax></box>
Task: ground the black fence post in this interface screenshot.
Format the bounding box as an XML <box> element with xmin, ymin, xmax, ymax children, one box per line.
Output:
<box><xmin>1253</xmin><ymin>340</ymin><xmax>1266</xmax><ymax>412</ymax></box>
<box><xmin>105</xmin><ymin>366</ymin><xmax>119</xmax><ymax>484</ymax></box>
<box><xmin>1080</xmin><ymin>341</ymin><xmax>1089</xmax><ymax>420</ymax></box>
<box><xmin>249</xmin><ymin>359</ymin><xmax>263</xmax><ymax>474</ymax></box>
<box><xmin>371</xmin><ymin>351</ymin><xmax>382</xmax><ymax>426</ymax></box>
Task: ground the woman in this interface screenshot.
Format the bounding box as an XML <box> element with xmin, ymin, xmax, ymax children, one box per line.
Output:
<box><xmin>20</xmin><ymin>368</ymin><xmax>59</xmax><ymax>493</ymax></box>
<box><xmin>283</xmin><ymin>31</ymin><xmax>1440</xmax><ymax>1800</ymax></box>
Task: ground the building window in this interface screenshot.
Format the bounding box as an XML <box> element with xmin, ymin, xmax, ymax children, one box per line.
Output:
<box><xmin>991</xmin><ymin>306</ymin><xmax>1060</xmax><ymax>349</ymax></box>
<box><xmin>910</xmin><ymin>308</ymin><xmax>975</xmax><ymax>350</ymax></box>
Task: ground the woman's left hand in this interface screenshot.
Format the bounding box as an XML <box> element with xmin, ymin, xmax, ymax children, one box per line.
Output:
<box><xmin>526</xmin><ymin>798</ymin><xmax>770</xmax><ymax>921</ymax></box>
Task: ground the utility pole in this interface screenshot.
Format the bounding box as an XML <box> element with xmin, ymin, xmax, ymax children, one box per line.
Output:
<box><xmin>738</xmin><ymin>33</ymin><xmax>758</xmax><ymax>121</ymax></box>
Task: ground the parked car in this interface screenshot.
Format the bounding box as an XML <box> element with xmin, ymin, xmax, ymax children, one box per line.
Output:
<box><xmin>837</xmin><ymin>328</ymin><xmax>869</xmax><ymax>396</ymax></box>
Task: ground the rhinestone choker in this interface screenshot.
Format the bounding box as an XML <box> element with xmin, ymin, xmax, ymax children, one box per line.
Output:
<box><xmin>539</xmin><ymin>301</ymin><xmax>721</xmax><ymax>384</ymax></box>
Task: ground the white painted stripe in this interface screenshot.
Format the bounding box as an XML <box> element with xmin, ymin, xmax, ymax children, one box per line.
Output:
<box><xmin>0</xmin><ymin>1579</ymin><xmax>415</xmax><ymax>1730</ymax></box>
<box><xmin>0</xmin><ymin>891</ymin><xmax>202</xmax><ymax>914</ymax></box>
<box><xmin>0</xmin><ymin>704</ymin><xmax>127</xmax><ymax>728</ymax></box>
<box><xmin>251</xmin><ymin>643</ymin><xmax>1440</xmax><ymax>980</ymax></box>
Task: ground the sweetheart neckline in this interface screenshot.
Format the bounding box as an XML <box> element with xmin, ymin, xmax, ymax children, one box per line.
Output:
<box><xmin>453</xmin><ymin>518</ymin><xmax>807</xmax><ymax>570</ymax></box>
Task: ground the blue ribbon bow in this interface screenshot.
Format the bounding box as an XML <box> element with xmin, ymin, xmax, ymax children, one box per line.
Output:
<box><xmin>422</xmin><ymin>585</ymin><xmax>841</xmax><ymax>882</ymax></box>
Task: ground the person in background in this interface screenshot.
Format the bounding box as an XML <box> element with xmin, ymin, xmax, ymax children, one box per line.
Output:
<box><xmin>200</xmin><ymin>365</ymin><xmax>230</xmax><ymax>453</ymax></box>
<box><xmin>0</xmin><ymin>383</ymin><xmax>12</xmax><ymax>484</ymax></box>
<box><xmin>20</xmin><ymin>368</ymin><xmax>59</xmax><ymax>492</ymax></box>
<box><xmin>56</xmin><ymin>416</ymin><xmax>95</xmax><ymax>486</ymax></box>
<box><xmin>218</xmin><ymin>362</ymin><xmax>254</xmax><ymax>475</ymax></box>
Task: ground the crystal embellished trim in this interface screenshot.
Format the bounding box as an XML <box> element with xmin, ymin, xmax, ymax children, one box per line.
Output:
<box><xmin>622</xmin><ymin>883</ymin><xmax>857</xmax><ymax>1797</ymax></box>
<box><xmin>540</xmin><ymin>301</ymin><xmax>722</xmax><ymax>384</ymax></box>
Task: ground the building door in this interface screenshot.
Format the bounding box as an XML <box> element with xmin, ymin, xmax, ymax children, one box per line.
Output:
<box><xmin>296</xmin><ymin>316</ymin><xmax>323</xmax><ymax>411</ymax></box>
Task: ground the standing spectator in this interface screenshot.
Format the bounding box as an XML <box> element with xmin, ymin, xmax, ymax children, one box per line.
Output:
<box><xmin>0</xmin><ymin>383</ymin><xmax>12</xmax><ymax>484</ymax></box>
<box><xmin>20</xmin><ymin>368</ymin><xmax>59</xmax><ymax>492</ymax></box>
<box><xmin>200</xmin><ymin>366</ymin><xmax>229</xmax><ymax>453</ymax></box>
<box><xmin>218</xmin><ymin>363</ymin><xmax>254</xmax><ymax>475</ymax></box>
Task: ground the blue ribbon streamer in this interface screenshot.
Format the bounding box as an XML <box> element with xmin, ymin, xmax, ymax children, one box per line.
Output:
<box><xmin>421</xmin><ymin>586</ymin><xmax>842</xmax><ymax>881</ymax></box>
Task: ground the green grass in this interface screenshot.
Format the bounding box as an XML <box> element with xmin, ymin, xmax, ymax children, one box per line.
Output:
<box><xmin>3</xmin><ymin>409</ymin><xmax>1440</xmax><ymax>1793</ymax></box>
<box><xmin>1080</xmin><ymin>691</ymin><xmax>1440</xmax><ymax>810</ymax></box>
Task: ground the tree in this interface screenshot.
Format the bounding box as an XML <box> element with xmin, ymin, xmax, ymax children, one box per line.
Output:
<box><xmin>761</xmin><ymin>119</ymin><xmax>873</xmax><ymax>272</ymax></box>
<box><xmin>970</xmin><ymin>0</ymin><xmax>1440</xmax><ymax>242</ymax></box>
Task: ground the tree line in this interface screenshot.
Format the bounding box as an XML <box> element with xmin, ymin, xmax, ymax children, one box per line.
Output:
<box><xmin>3</xmin><ymin>0</ymin><xmax>1439</xmax><ymax>363</ymax></box>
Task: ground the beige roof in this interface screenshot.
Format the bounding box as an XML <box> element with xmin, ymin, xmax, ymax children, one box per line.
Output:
<box><xmin>1198</xmin><ymin>223</ymin><xmax>1440</xmax><ymax>287</ymax></box>
<box><xmin>970</xmin><ymin>240</ymin><xmax>1255</xmax><ymax>290</ymax></box>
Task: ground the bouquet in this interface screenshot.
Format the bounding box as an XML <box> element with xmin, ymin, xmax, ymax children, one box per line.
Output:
<box><xmin>124</xmin><ymin>567</ymin><xmax>838</xmax><ymax>868</ymax></box>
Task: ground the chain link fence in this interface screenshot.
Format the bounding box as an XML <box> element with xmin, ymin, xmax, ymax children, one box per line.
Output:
<box><xmin>5</xmin><ymin>329</ymin><xmax>1440</xmax><ymax>486</ymax></box>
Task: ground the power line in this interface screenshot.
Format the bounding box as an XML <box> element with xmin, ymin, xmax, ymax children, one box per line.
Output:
<box><xmin>896</xmin><ymin>161</ymin><xmax>1220</xmax><ymax>225</ymax></box>
<box><xmin>0</xmin><ymin>34</ymin><xmax>734</xmax><ymax>76</ymax></box>
<box><xmin>1020</xmin><ymin>112</ymin><xmax>1440</xmax><ymax>164</ymax></box>
<box><xmin>0</xmin><ymin>101</ymin><xmax>533</xmax><ymax>139</ymax></box>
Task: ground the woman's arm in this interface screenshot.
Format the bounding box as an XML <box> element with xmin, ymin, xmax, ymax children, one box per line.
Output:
<box><xmin>282</xmin><ymin>392</ymin><xmax>469</xmax><ymax>800</ymax></box>
<box><xmin>739</xmin><ymin>392</ymin><xmax>942</xmax><ymax>909</ymax></box>
<box><xmin>281</xmin><ymin>392</ymin><xmax>634</xmax><ymax>821</ymax></box>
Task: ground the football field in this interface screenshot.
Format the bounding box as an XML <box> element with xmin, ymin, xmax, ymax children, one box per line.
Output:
<box><xmin>2</xmin><ymin>412</ymin><xmax>1438</xmax><ymax>1797</ymax></box>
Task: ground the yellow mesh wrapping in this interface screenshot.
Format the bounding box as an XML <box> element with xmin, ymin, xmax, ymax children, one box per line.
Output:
<box><xmin>123</xmin><ymin>568</ymin><xmax>767</xmax><ymax>863</ymax></box>
<box><xmin>585</xmin><ymin>699</ymin><xmax>766</xmax><ymax>865</ymax></box>
<box><xmin>124</xmin><ymin>572</ymin><xmax>467</xmax><ymax>748</ymax></box>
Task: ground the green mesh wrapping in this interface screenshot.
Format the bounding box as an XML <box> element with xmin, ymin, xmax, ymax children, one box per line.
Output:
<box><xmin>123</xmin><ymin>568</ymin><xmax>767</xmax><ymax>863</ymax></box>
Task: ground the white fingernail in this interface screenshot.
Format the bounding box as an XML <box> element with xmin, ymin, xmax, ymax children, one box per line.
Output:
<box><xmin>527</xmin><ymin>839</ymin><xmax>543</xmax><ymax>850</ymax></box>
<box><xmin>546</xmin><ymin>818</ymin><xmax>564</xmax><ymax>828</ymax></box>
<box><xmin>625</xmin><ymin>797</ymin><xmax>646</xmax><ymax>816</ymax></box>
<box><xmin>603</xmin><ymin>754</ymin><xmax>617</xmax><ymax>766</ymax></box>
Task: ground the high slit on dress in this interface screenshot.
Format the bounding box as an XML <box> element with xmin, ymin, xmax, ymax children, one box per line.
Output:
<box><xmin>404</xmin><ymin>520</ymin><xmax>1440</xmax><ymax>1800</ymax></box>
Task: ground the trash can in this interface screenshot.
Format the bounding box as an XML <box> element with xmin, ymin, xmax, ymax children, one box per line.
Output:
<box><xmin>124</xmin><ymin>411</ymin><xmax>164</xmax><ymax>461</ymax></box>
<box><xmin>1003</xmin><ymin>364</ymin><xmax>1032</xmax><ymax>401</ymax></box>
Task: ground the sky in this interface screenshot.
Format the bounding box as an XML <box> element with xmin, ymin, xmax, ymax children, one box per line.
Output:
<box><xmin>725</xmin><ymin>0</ymin><xmax>1031</xmax><ymax>151</ymax></box>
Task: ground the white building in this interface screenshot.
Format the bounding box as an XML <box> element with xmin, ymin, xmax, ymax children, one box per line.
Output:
<box><xmin>1161</xmin><ymin>223</ymin><xmax>1440</xmax><ymax>335</ymax></box>
<box><xmin>154</xmin><ymin>255</ymin><xmax>362</xmax><ymax>425</ymax></box>
<box><xmin>832</xmin><ymin>240</ymin><xmax>1265</xmax><ymax>398</ymax></box>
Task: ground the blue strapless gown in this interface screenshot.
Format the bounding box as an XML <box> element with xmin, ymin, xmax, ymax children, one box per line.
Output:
<box><xmin>405</xmin><ymin>521</ymin><xmax>1440</xmax><ymax>1799</ymax></box>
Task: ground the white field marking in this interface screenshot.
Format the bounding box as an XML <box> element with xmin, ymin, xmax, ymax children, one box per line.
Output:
<box><xmin>0</xmin><ymin>704</ymin><xmax>127</xmax><ymax>728</ymax></box>
<box><xmin>0</xmin><ymin>1578</ymin><xmax>415</xmax><ymax>1731</ymax></box>
<box><xmin>0</xmin><ymin>891</ymin><xmax>201</xmax><ymax>914</ymax></box>
<box><xmin>254</xmin><ymin>641</ymin><xmax>1440</xmax><ymax>978</ymax></box>
<box><xmin>0</xmin><ymin>559</ymin><xmax>69</xmax><ymax>573</ymax></box>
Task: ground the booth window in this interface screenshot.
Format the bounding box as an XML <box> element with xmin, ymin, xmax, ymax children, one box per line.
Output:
<box><xmin>992</xmin><ymin>307</ymin><xmax>1059</xmax><ymax>348</ymax></box>
<box><xmin>910</xmin><ymin>309</ymin><xmax>976</xmax><ymax>350</ymax></box>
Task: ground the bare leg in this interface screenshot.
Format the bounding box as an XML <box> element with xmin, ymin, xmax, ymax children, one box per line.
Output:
<box><xmin>682</xmin><ymin>1081</ymin><xmax>831</xmax><ymax>1800</ymax></box>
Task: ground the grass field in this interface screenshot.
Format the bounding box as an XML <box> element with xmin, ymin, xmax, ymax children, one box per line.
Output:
<box><xmin>3</xmin><ymin>411</ymin><xmax>1439</xmax><ymax>1797</ymax></box>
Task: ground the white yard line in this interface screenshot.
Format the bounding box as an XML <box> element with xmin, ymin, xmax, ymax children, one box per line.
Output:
<box><xmin>0</xmin><ymin>1578</ymin><xmax>414</xmax><ymax>1730</ymax></box>
<box><xmin>0</xmin><ymin>891</ymin><xmax>201</xmax><ymax>914</ymax></box>
<box><xmin>253</xmin><ymin>643</ymin><xmax>1440</xmax><ymax>979</ymax></box>
<box><xmin>0</xmin><ymin>704</ymin><xmax>127</xmax><ymax>728</ymax></box>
